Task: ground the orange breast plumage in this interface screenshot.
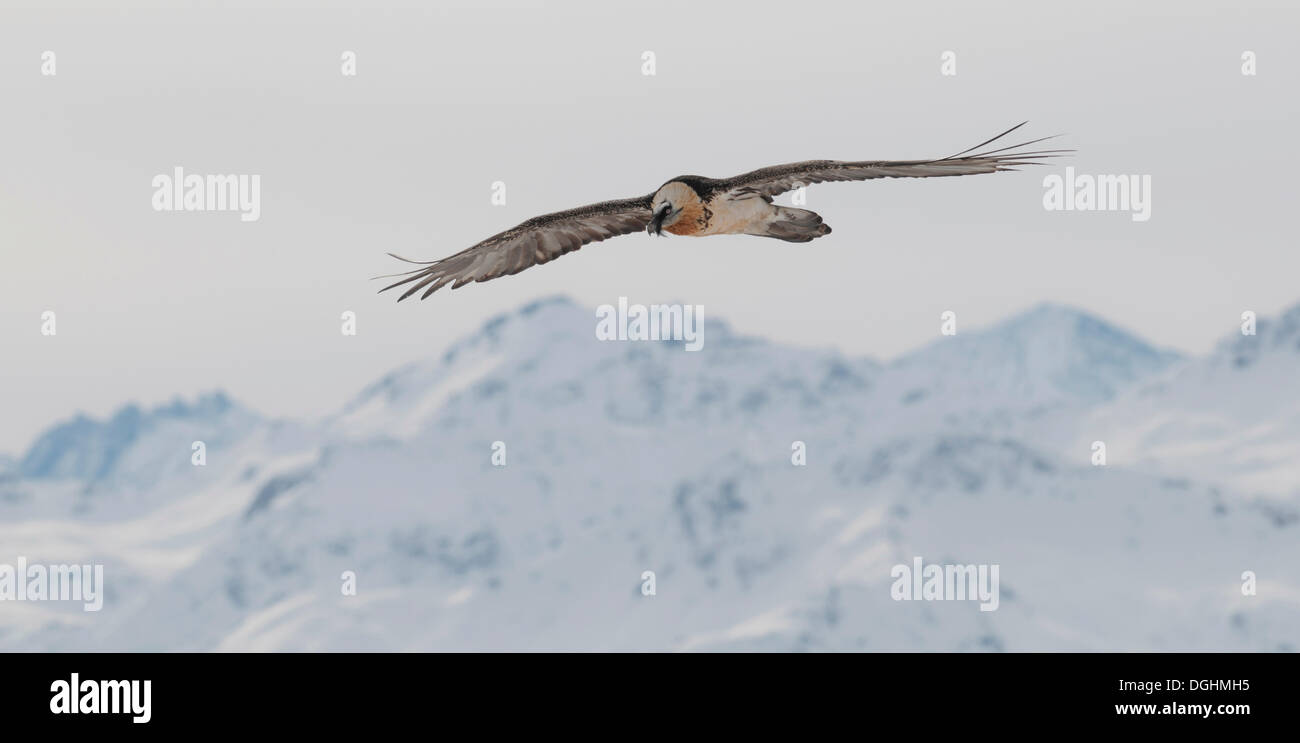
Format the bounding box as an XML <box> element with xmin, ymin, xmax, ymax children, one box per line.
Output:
<box><xmin>665</xmin><ymin>201</ymin><xmax>707</xmax><ymax>235</ymax></box>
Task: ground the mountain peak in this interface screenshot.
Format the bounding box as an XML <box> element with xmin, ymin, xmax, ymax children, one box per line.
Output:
<box><xmin>999</xmin><ymin>302</ymin><xmax>1141</xmax><ymax>336</ymax></box>
<box><xmin>1214</xmin><ymin>301</ymin><xmax>1300</xmax><ymax>369</ymax></box>
<box><xmin>889</xmin><ymin>303</ymin><xmax>1182</xmax><ymax>406</ymax></box>
<box><xmin>17</xmin><ymin>391</ymin><xmax>248</xmax><ymax>481</ymax></box>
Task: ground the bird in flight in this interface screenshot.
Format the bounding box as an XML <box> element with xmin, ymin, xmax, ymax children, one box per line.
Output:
<box><xmin>378</xmin><ymin>122</ymin><xmax>1066</xmax><ymax>300</ymax></box>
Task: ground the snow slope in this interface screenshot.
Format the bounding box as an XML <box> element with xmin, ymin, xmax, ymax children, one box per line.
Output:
<box><xmin>1081</xmin><ymin>304</ymin><xmax>1300</xmax><ymax>500</ymax></box>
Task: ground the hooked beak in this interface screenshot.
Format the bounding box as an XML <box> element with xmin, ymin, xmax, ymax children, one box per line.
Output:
<box><xmin>648</xmin><ymin>203</ymin><xmax>672</xmax><ymax>236</ymax></box>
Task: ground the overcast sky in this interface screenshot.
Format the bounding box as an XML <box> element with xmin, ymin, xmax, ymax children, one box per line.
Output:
<box><xmin>1</xmin><ymin>0</ymin><xmax>1297</xmax><ymax>452</ymax></box>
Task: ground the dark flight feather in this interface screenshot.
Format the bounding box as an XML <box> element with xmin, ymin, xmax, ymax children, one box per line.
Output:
<box><xmin>378</xmin><ymin>195</ymin><xmax>653</xmax><ymax>300</ymax></box>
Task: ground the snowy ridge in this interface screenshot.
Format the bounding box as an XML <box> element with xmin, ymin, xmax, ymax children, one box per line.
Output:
<box><xmin>0</xmin><ymin>297</ymin><xmax>1296</xmax><ymax>651</ymax></box>
<box><xmin>1082</xmin><ymin>302</ymin><xmax>1300</xmax><ymax>499</ymax></box>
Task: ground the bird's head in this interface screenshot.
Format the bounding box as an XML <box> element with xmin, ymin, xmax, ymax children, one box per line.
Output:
<box><xmin>648</xmin><ymin>181</ymin><xmax>701</xmax><ymax>236</ymax></box>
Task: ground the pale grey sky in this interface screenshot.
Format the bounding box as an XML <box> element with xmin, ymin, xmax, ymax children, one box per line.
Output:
<box><xmin>1</xmin><ymin>0</ymin><xmax>1297</xmax><ymax>452</ymax></box>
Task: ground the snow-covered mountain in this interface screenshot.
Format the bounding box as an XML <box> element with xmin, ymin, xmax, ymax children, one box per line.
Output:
<box><xmin>1</xmin><ymin>297</ymin><xmax>1296</xmax><ymax>651</ymax></box>
<box><xmin>1081</xmin><ymin>304</ymin><xmax>1300</xmax><ymax>500</ymax></box>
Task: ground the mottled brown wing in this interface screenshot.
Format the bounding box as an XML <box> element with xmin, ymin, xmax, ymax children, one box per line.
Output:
<box><xmin>379</xmin><ymin>194</ymin><xmax>654</xmax><ymax>300</ymax></box>
<box><xmin>720</xmin><ymin>122</ymin><xmax>1068</xmax><ymax>201</ymax></box>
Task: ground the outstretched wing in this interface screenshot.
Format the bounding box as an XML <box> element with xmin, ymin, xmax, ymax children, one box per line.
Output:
<box><xmin>718</xmin><ymin>122</ymin><xmax>1068</xmax><ymax>201</ymax></box>
<box><xmin>379</xmin><ymin>194</ymin><xmax>654</xmax><ymax>300</ymax></box>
